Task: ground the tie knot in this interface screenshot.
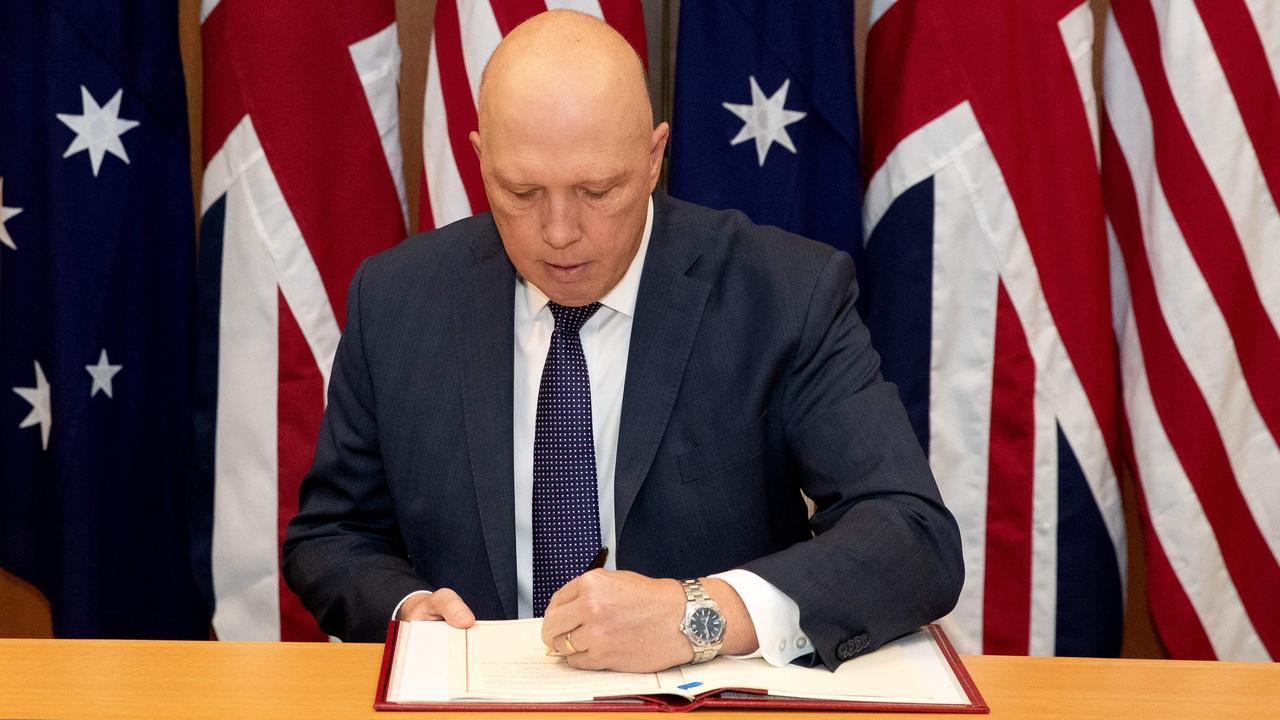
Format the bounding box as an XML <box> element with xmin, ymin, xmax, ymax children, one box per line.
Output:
<box><xmin>548</xmin><ymin>301</ymin><xmax>601</xmax><ymax>333</ymax></box>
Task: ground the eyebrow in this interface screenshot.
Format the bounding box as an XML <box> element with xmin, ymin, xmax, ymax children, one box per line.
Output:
<box><xmin>493</xmin><ymin>173</ymin><xmax>536</xmax><ymax>189</ymax></box>
<box><xmin>579</xmin><ymin>174</ymin><xmax>625</xmax><ymax>188</ymax></box>
<box><xmin>493</xmin><ymin>173</ymin><xmax>626</xmax><ymax>190</ymax></box>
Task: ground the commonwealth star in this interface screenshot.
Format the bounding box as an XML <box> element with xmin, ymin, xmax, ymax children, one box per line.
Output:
<box><xmin>722</xmin><ymin>76</ymin><xmax>807</xmax><ymax>167</ymax></box>
<box><xmin>56</xmin><ymin>86</ymin><xmax>140</xmax><ymax>176</ymax></box>
<box><xmin>13</xmin><ymin>361</ymin><xmax>52</xmax><ymax>451</ymax></box>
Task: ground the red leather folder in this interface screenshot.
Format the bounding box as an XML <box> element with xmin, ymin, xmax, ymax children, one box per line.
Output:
<box><xmin>373</xmin><ymin>621</ymin><xmax>989</xmax><ymax>713</ymax></box>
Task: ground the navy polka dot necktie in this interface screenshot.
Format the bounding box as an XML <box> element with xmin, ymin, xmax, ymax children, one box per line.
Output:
<box><xmin>532</xmin><ymin>301</ymin><xmax>603</xmax><ymax>617</ymax></box>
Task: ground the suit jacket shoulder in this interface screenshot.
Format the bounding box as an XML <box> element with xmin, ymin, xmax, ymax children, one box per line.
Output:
<box><xmin>648</xmin><ymin>193</ymin><xmax>852</xmax><ymax>363</ymax></box>
<box><xmin>358</xmin><ymin>213</ymin><xmax>505</xmax><ymax>305</ymax></box>
<box><xmin>654</xmin><ymin>193</ymin><xmax>839</xmax><ymax>284</ymax></box>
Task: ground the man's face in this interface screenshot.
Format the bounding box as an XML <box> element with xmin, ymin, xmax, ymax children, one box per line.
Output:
<box><xmin>472</xmin><ymin>100</ymin><xmax>667</xmax><ymax>308</ymax></box>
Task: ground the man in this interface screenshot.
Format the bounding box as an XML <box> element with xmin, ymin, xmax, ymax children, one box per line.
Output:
<box><xmin>283</xmin><ymin>11</ymin><xmax>961</xmax><ymax>673</ymax></box>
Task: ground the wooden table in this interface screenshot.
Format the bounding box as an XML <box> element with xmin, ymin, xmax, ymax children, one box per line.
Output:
<box><xmin>0</xmin><ymin>639</ymin><xmax>1276</xmax><ymax>719</ymax></box>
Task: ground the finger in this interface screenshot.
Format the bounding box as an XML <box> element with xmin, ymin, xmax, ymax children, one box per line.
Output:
<box><xmin>540</xmin><ymin>597</ymin><xmax>585</xmax><ymax>647</ymax></box>
<box><xmin>397</xmin><ymin>592</ymin><xmax>442</xmax><ymax>621</ymax></box>
<box><xmin>427</xmin><ymin>588</ymin><xmax>476</xmax><ymax>628</ymax></box>
<box><xmin>398</xmin><ymin>605</ymin><xmax>439</xmax><ymax>621</ymax></box>
<box><xmin>566</xmin><ymin>648</ymin><xmax>606</xmax><ymax>671</ymax></box>
<box><xmin>563</xmin><ymin>623</ymin><xmax>598</xmax><ymax>655</ymax></box>
<box><xmin>567</xmin><ymin>630</ymin><xmax>586</xmax><ymax>655</ymax></box>
<box><xmin>549</xmin><ymin>633</ymin><xmax>574</xmax><ymax>657</ymax></box>
<box><xmin>544</xmin><ymin>632</ymin><xmax>581</xmax><ymax>658</ymax></box>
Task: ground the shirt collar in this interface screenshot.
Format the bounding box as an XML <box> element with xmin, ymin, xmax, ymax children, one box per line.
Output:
<box><xmin>519</xmin><ymin>195</ymin><xmax>654</xmax><ymax>320</ymax></box>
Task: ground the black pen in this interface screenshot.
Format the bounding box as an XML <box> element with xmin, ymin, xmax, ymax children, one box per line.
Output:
<box><xmin>586</xmin><ymin>546</ymin><xmax>609</xmax><ymax>571</ymax></box>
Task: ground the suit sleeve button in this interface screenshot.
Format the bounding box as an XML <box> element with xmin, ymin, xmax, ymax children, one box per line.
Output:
<box><xmin>851</xmin><ymin>633</ymin><xmax>870</xmax><ymax>653</ymax></box>
<box><xmin>836</xmin><ymin>639</ymin><xmax>855</xmax><ymax>660</ymax></box>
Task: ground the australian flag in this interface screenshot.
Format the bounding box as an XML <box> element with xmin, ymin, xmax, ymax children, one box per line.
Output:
<box><xmin>0</xmin><ymin>2</ymin><xmax>210</xmax><ymax>638</ymax></box>
<box><xmin>668</xmin><ymin>0</ymin><xmax>860</xmax><ymax>259</ymax></box>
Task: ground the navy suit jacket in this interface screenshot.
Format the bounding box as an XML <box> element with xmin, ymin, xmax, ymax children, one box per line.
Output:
<box><xmin>283</xmin><ymin>192</ymin><xmax>962</xmax><ymax>669</ymax></box>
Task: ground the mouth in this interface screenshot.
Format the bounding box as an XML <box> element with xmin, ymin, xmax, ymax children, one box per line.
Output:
<box><xmin>543</xmin><ymin>260</ymin><xmax>591</xmax><ymax>280</ymax></box>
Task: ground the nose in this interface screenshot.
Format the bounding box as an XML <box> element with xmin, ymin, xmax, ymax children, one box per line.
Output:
<box><xmin>541</xmin><ymin>192</ymin><xmax>581</xmax><ymax>250</ymax></box>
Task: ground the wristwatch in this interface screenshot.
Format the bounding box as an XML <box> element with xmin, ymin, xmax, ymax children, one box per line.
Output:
<box><xmin>678</xmin><ymin>579</ymin><xmax>725</xmax><ymax>664</ymax></box>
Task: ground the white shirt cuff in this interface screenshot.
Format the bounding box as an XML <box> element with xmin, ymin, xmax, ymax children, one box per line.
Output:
<box><xmin>710</xmin><ymin>569</ymin><xmax>813</xmax><ymax>666</ymax></box>
<box><xmin>391</xmin><ymin>589</ymin><xmax>433</xmax><ymax>620</ymax></box>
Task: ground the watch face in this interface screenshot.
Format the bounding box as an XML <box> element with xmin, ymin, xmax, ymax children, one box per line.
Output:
<box><xmin>690</xmin><ymin>606</ymin><xmax>724</xmax><ymax>644</ymax></box>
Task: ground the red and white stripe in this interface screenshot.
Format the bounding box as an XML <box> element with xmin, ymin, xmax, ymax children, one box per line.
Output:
<box><xmin>201</xmin><ymin>0</ymin><xmax>407</xmax><ymax>641</ymax></box>
<box><xmin>419</xmin><ymin>0</ymin><xmax>647</xmax><ymax>231</ymax></box>
<box><xmin>1103</xmin><ymin>0</ymin><xmax>1280</xmax><ymax>661</ymax></box>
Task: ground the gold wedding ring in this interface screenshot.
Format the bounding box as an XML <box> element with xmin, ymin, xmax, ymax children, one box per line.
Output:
<box><xmin>563</xmin><ymin>631</ymin><xmax>579</xmax><ymax>655</ymax></box>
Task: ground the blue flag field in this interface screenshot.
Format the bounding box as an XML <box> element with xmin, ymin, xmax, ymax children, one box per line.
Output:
<box><xmin>668</xmin><ymin>0</ymin><xmax>861</xmax><ymax>259</ymax></box>
<box><xmin>0</xmin><ymin>2</ymin><xmax>209</xmax><ymax>638</ymax></box>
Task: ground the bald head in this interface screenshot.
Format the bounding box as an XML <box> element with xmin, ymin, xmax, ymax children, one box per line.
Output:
<box><xmin>477</xmin><ymin>10</ymin><xmax>652</xmax><ymax>137</ymax></box>
<box><xmin>468</xmin><ymin>10</ymin><xmax>668</xmax><ymax>308</ymax></box>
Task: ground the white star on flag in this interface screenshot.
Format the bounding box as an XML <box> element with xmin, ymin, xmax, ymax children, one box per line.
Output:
<box><xmin>722</xmin><ymin>76</ymin><xmax>808</xmax><ymax>167</ymax></box>
<box><xmin>56</xmin><ymin>86</ymin><xmax>140</xmax><ymax>177</ymax></box>
<box><xmin>13</xmin><ymin>360</ymin><xmax>52</xmax><ymax>451</ymax></box>
<box><xmin>86</xmin><ymin>348</ymin><xmax>123</xmax><ymax>399</ymax></box>
<box><xmin>0</xmin><ymin>177</ymin><xmax>21</xmax><ymax>251</ymax></box>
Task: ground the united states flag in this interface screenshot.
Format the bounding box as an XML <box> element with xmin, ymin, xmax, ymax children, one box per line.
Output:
<box><xmin>196</xmin><ymin>0</ymin><xmax>408</xmax><ymax>641</ymax></box>
<box><xmin>861</xmin><ymin>1</ymin><xmax>1126</xmax><ymax>656</ymax></box>
<box><xmin>419</xmin><ymin>0</ymin><xmax>647</xmax><ymax>232</ymax></box>
<box><xmin>1103</xmin><ymin>0</ymin><xmax>1280</xmax><ymax>661</ymax></box>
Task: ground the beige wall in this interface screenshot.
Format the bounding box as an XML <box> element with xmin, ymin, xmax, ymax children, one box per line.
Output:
<box><xmin>5</xmin><ymin>0</ymin><xmax>1160</xmax><ymax>659</ymax></box>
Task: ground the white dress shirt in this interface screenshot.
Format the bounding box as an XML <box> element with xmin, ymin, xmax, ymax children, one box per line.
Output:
<box><xmin>399</xmin><ymin>197</ymin><xmax>812</xmax><ymax>666</ymax></box>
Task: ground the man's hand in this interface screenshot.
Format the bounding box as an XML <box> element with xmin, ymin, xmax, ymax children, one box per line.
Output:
<box><xmin>396</xmin><ymin>588</ymin><xmax>476</xmax><ymax>627</ymax></box>
<box><xmin>540</xmin><ymin>570</ymin><xmax>688</xmax><ymax>672</ymax></box>
<box><xmin>539</xmin><ymin>570</ymin><xmax>758</xmax><ymax>672</ymax></box>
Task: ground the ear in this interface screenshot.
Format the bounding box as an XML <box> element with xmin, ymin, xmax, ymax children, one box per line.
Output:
<box><xmin>647</xmin><ymin>122</ymin><xmax>670</xmax><ymax>191</ymax></box>
<box><xmin>469</xmin><ymin>130</ymin><xmax>482</xmax><ymax>161</ymax></box>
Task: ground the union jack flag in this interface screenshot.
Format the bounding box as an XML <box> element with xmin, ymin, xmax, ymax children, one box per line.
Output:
<box><xmin>195</xmin><ymin>0</ymin><xmax>408</xmax><ymax>641</ymax></box>
<box><xmin>1103</xmin><ymin>0</ymin><xmax>1280</xmax><ymax>660</ymax></box>
<box><xmin>861</xmin><ymin>1</ymin><xmax>1126</xmax><ymax>656</ymax></box>
<box><xmin>418</xmin><ymin>0</ymin><xmax>647</xmax><ymax>232</ymax></box>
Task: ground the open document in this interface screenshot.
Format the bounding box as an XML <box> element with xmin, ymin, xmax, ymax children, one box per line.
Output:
<box><xmin>375</xmin><ymin>619</ymin><xmax>987</xmax><ymax>713</ymax></box>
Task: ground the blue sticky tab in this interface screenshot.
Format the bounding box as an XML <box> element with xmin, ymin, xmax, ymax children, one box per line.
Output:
<box><xmin>677</xmin><ymin>681</ymin><xmax>703</xmax><ymax>690</ymax></box>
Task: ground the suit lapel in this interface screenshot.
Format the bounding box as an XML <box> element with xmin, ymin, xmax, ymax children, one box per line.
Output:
<box><xmin>454</xmin><ymin>231</ymin><xmax>518</xmax><ymax>619</ymax></box>
<box><xmin>614</xmin><ymin>201</ymin><xmax>711</xmax><ymax>539</ymax></box>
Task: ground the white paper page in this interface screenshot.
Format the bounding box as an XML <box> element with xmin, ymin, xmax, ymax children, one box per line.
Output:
<box><xmin>896</xmin><ymin>630</ymin><xmax>968</xmax><ymax>704</ymax></box>
<box><xmin>387</xmin><ymin>621</ymin><xmax>970</xmax><ymax>707</ymax></box>
<box><xmin>385</xmin><ymin>623</ymin><xmax>409</xmax><ymax>701</ymax></box>
<box><xmin>677</xmin><ymin>629</ymin><xmax>967</xmax><ymax>705</ymax></box>
<box><xmin>461</xmin><ymin>619</ymin><xmax>666</xmax><ymax>701</ymax></box>
<box><xmin>385</xmin><ymin>621</ymin><xmax>453</xmax><ymax>703</ymax></box>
